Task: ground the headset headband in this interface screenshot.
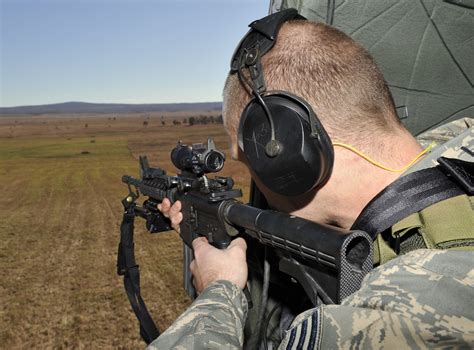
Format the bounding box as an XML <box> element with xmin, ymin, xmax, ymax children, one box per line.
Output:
<box><xmin>230</xmin><ymin>9</ymin><xmax>305</xmax><ymax>92</ymax></box>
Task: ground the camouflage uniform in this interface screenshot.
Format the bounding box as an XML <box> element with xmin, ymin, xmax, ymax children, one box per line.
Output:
<box><xmin>279</xmin><ymin>250</ymin><xmax>474</xmax><ymax>349</ymax></box>
<box><xmin>409</xmin><ymin>117</ymin><xmax>473</xmax><ymax>173</ymax></box>
<box><xmin>149</xmin><ymin>250</ymin><xmax>474</xmax><ymax>349</ymax></box>
<box><xmin>149</xmin><ymin>119</ymin><xmax>474</xmax><ymax>349</ymax></box>
<box><xmin>148</xmin><ymin>280</ymin><xmax>248</xmax><ymax>349</ymax></box>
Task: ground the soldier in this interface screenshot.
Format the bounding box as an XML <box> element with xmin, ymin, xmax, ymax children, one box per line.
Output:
<box><xmin>149</xmin><ymin>14</ymin><xmax>474</xmax><ymax>350</ymax></box>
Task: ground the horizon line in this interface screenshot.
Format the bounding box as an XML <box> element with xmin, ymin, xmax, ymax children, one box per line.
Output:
<box><xmin>0</xmin><ymin>100</ymin><xmax>224</xmax><ymax>109</ymax></box>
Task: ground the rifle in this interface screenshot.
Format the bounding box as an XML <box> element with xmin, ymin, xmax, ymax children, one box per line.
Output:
<box><xmin>117</xmin><ymin>138</ymin><xmax>373</xmax><ymax>344</ymax></box>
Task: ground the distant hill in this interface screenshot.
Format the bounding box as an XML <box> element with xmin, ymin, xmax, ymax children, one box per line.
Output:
<box><xmin>0</xmin><ymin>101</ymin><xmax>223</xmax><ymax>115</ymax></box>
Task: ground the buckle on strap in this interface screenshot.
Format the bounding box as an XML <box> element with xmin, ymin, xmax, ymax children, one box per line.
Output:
<box><xmin>438</xmin><ymin>157</ymin><xmax>474</xmax><ymax>195</ymax></box>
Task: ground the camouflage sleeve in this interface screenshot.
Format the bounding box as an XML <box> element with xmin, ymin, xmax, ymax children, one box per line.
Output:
<box><xmin>279</xmin><ymin>250</ymin><xmax>474</xmax><ymax>349</ymax></box>
<box><xmin>416</xmin><ymin>117</ymin><xmax>473</xmax><ymax>150</ymax></box>
<box><xmin>404</xmin><ymin>117</ymin><xmax>473</xmax><ymax>175</ymax></box>
<box><xmin>147</xmin><ymin>280</ymin><xmax>248</xmax><ymax>350</ymax></box>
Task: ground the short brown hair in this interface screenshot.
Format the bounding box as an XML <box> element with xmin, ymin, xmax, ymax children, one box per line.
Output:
<box><xmin>223</xmin><ymin>20</ymin><xmax>402</xmax><ymax>150</ymax></box>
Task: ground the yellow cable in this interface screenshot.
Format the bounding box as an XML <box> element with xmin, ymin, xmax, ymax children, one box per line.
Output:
<box><xmin>332</xmin><ymin>142</ymin><xmax>436</xmax><ymax>173</ymax></box>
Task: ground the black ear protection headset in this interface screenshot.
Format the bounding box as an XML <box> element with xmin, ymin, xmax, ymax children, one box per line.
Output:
<box><xmin>230</xmin><ymin>9</ymin><xmax>334</xmax><ymax>196</ymax></box>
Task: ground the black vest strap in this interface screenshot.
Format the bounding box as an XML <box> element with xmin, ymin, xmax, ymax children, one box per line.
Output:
<box><xmin>117</xmin><ymin>207</ymin><xmax>160</xmax><ymax>344</ymax></box>
<box><xmin>352</xmin><ymin>166</ymin><xmax>464</xmax><ymax>239</ymax></box>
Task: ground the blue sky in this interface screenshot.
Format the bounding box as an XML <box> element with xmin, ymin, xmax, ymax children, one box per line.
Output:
<box><xmin>0</xmin><ymin>0</ymin><xmax>269</xmax><ymax>107</ymax></box>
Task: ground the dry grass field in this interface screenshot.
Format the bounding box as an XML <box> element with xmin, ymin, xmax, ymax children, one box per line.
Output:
<box><xmin>0</xmin><ymin>113</ymin><xmax>250</xmax><ymax>349</ymax></box>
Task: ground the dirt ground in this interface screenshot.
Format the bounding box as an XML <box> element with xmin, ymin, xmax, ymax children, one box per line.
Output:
<box><xmin>0</xmin><ymin>114</ymin><xmax>250</xmax><ymax>349</ymax></box>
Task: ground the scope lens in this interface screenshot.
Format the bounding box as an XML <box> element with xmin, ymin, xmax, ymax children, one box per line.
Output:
<box><xmin>204</xmin><ymin>151</ymin><xmax>225</xmax><ymax>172</ymax></box>
<box><xmin>171</xmin><ymin>145</ymin><xmax>193</xmax><ymax>171</ymax></box>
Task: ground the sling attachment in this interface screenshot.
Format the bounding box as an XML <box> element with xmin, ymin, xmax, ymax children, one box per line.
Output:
<box><xmin>438</xmin><ymin>157</ymin><xmax>474</xmax><ymax>195</ymax></box>
<box><xmin>352</xmin><ymin>158</ymin><xmax>469</xmax><ymax>239</ymax></box>
<box><xmin>117</xmin><ymin>197</ymin><xmax>160</xmax><ymax>344</ymax></box>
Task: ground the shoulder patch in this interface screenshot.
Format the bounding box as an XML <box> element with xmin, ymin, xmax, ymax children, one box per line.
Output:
<box><xmin>284</xmin><ymin>309</ymin><xmax>321</xmax><ymax>350</ymax></box>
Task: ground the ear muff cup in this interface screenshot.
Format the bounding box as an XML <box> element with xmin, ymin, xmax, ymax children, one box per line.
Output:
<box><xmin>238</xmin><ymin>93</ymin><xmax>334</xmax><ymax>196</ymax></box>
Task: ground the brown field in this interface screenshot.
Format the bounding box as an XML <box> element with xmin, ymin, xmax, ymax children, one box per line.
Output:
<box><xmin>0</xmin><ymin>113</ymin><xmax>250</xmax><ymax>348</ymax></box>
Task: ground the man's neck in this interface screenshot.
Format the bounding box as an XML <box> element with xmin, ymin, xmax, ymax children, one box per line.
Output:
<box><xmin>264</xmin><ymin>132</ymin><xmax>424</xmax><ymax>229</ymax></box>
<box><xmin>320</xmin><ymin>133</ymin><xmax>424</xmax><ymax>228</ymax></box>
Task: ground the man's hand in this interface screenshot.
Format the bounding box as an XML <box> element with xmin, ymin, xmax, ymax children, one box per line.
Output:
<box><xmin>157</xmin><ymin>198</ymin><xmax>182</xmax><ymax>233</ymax></box>
<box><xmin>157</xmin><ymin>198</ymin><xmax>248</xmax><ymax>293</ymax></box>
<box><xmin>190</xmin><ymin>237</ymin><xmax>248</xmax><ymax>293</ymax></box>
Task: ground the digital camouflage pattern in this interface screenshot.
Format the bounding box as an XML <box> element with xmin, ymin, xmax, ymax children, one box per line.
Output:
<box><xmin>416</xmin><ymin>117</ymin><xmax>473</xmax><ymax>149</ymax></box>
<box><xmin>409</xmin><ymin>117</ymin><xmax>474</xmax><ymax>174</ymax></box>
<box><xmin>148</xmin><ymin>280</ymin><xmax>248</xmax><ymax>349</ymax></box>
<box><xmin>280</xmin><ymin>250</ymin><xmax>474</xmax><ymax>349</ymax></box>
<box><xmin>150</xmin><ymin>250</ymin><xmax>474</xmax><ymax>349</ymax></box>
<box><xmin>148</xmin><ymin>119</ymin><xmax>474</xmax><ymax>349</ymax></box>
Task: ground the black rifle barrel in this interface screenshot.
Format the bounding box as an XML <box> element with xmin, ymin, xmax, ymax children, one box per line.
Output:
<box><xmin>225</xmin><ymin>202</ymin><xmax>371</xmax><ymax>270</ymax></box>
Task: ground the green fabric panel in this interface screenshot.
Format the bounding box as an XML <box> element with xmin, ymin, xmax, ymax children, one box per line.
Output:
<box><xmin>273</xmin><ymin>0</ymin><xmax>474</xmax><ymax>135</ymax></box>
<box><xmin>374</xmin><ymin>195</ymin><xmax>473</xmax><ymax>264</ymax></box>
<box><xmin>375</xmin><ymin>234</ymin><xmax>397</xmax><ymax>265</ymax></box>
<box><xmin>420</xmin><ymin>195</ymin><xmax>474</xmax><ymax>246</ymax></box>
<box><xmin>420</xmin><ymin>228</ymin><xmax>437</xmax><ymax>249</ymax></box>
<box><xmin>391</xmin><ymin>213</ymin><xmax>423</xmax><ymax>238</ymax></box>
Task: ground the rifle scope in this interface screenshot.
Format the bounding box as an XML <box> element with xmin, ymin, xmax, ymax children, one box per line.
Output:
<box><xmin>171</xmin><ymin>139</ymin><xmax>225</xmax><ymax>175</ymax></box>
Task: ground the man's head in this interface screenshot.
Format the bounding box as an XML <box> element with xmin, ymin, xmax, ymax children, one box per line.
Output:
<box><xmin>224</xmin><ymin>20</ymin><xmax>403</xmax><ymax>160</ymax></box>
<box><xmin>223</xmin><ymin>19</ymin><xmax>421</xmax><ymax>227</ymax></box>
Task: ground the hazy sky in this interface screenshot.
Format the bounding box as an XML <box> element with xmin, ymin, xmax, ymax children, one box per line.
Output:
<box><xmin>0</xmin><ymin>0</ymin><xmax>269</xmax><ymax>107</ymax></box>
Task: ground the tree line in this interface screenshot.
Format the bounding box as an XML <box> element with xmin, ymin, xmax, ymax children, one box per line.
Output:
<box><xmin>138</xmin><ymin>114</ymin><xmax>224</xmax><ymax>128</ymax></box>
<box><xmin>187</xmin><ymin>115</ymin><xmax>223</xmax><ymax>126</ymax></box>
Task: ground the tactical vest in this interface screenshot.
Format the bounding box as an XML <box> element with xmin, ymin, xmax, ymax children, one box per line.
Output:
<box><xmin>374</xmin><ymin>193</ymin><xmax>474</xmax><ymax>265</ymax></box>
<box><xmin>354</xmin><ymin>123</ymin><xmax>474</xmax><ymax>265</ymax></box>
